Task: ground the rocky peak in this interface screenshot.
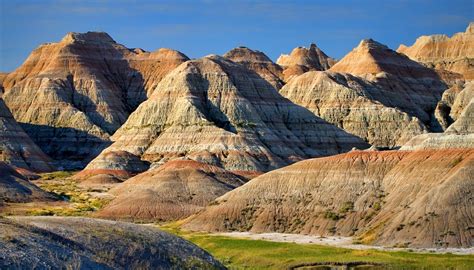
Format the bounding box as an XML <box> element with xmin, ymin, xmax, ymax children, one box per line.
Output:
<box><xmin>357</xmin><ymin>38</ymin><xmax>389</xmax><ymax>51</ymax></box>
<box><xmin>61</xmin><ymin>31</ymin><xmax>116</xmax><ymax>44</ymax></box>
<box><xmin>466</xmin><ymin>22</ymin><xmax>474</xmax><ymax>34</ymax></box>
<box><xmin>224</xmin><ymin>47</ymin><xmax>272</xmax><ymax>63</ymax></box>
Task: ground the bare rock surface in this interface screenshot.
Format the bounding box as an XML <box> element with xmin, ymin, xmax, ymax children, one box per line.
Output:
<box><xmin>277</xmin><ymin>43</ymin><xmax>336</xmax><ymax>82</ymax></box>
<box><xmin>0</xmin><ymin>97</ymin><xmax>54</xmax><ymax>172</ymax></box>
<box><xmin>183</xmin><ymin>149</ymin><xmax>474</xmax><ymax>248</ymax></box>
<box><xmin>81</xmin><ymin>55</ymin><xmax>367</xmax><ymax>179</ymax></box>
<box><xmin>1</xmin><ymin>32</ymin><xmax>188</xmax><ymax>167</ymax></box>
<box><xmin>0</xmin><ymin>216</ymin><xmax>225</xmax><ymax>269</ymax></box>
<box><xmin>0</xmin><ymin>162</ymin><xmax>56</xmax><ymax>204</ymax></box>
<box><xmin>224</xmin><ymin>47</ymin><xmax>284</xmax><ymax>89</ymax></box>
<box><xmin>398</xmin><ymin>23</ymin><xmax>474</xmax><ymax>80</ymax></box>
<box><xmin>280</xmin><ymin>71</ymin><xmax>427</xmax><ymax>147</ymax></box>
<box><xmin>96</xmin><ymin>159</ymin><xmax>246</xmax><ymax>222</ymax></box>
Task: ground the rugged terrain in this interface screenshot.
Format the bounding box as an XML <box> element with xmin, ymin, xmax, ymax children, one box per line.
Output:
<box><xmin>224</xmin><ymin>47</ymin><xmax>284</xmax><ymax>89</ymax></box>
<box><xmin>398</xmin><ymin>23</ymin><xmax>474</xmax><ymax>80</ymax></box>
<box><xmin>277</xmin><ymin>43</ymin><xmax>336</xmax><ymax>82</ymax></box>
<box><xmin>280</xmin><ymin>39</ymin><xmax>450</xmax><ymax>147</ymax></box>
<box><xmin>183</xmin><ymin>148</ymin><xmax>473</xmax><ymax>248</ymax></box>
<box><xmin>0</xmin><ymin>216</ymin><xmax>224</xmax><ymax>269</ymax></box>
<box><xmin>1</xmin><ymin>32</ymin><xmax>188</xmax><ymax>167</ymax></box>
<box><xmin>96</xmin><ymin>160</ymin><xmax>246</xmax><ymax>222</ymax></box>
<box><xmin>0</xmin><ymin>96</ymin><xmax>54</xmax><ymax>172</ymax></box>
<box><xmin>79</xmin><ymin>55</ymin><xmax>367</xmax><ymax>180</ymax></box>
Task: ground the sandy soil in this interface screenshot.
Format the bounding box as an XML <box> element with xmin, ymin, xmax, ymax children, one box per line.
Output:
<box><xmin>216</xmin><ymin>232</ymin><xmax>474</xmax><ymax>255</ymax></box>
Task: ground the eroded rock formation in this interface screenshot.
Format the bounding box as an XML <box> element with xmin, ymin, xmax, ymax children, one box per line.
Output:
<box><xmin>96</xmin><ymin>159</ymin><xmax>246</xmax><ymax>222</ymax></box>
<box><xmin>1</xmin><ymin>32</ymin><xmax>188</xmax><ymax>167</ymax></box>
<box><xmin>398</xmin><ymin>23</ymin><xmax>474</xmax><ymax>80</ymax></box>
<box><xmin>0</xmin><ymin>97</ymin><xmax>54</xmax><ymax>172</ymax></box>
<box><xmin>224</xmin><ymin>47</ymin><xmax>284</xmax><ymax>89</ymax></box>
<box><xmin>277</xmin><ymin>43</ymin><xmax>336</xmax><ymax>82</ymax></box>
<box><xmin>80</xmin><ymin>55</ymin><xmax>368</xmax><ymax>180</ymax></box>
<box><xmin>0</xmin><ymin>216</ymin><xmax>225</xmax><ymax>269</ymax></box>
<box><xmin>183</xmin><ymin>148</ymin><xmax>474</xmax><ymax>248</ymax></box>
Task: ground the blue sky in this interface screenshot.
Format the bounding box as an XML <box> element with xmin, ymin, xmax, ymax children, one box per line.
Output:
<box><xmin>0</xmin><ymin>0</ymin><xmax>472</xmax><ymax>72</ymax></box>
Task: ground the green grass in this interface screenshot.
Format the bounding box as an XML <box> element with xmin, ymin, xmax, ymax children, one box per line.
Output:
<box><xmin>159</xmin><ymin>223</ymin><xmax>474</xmax><ymax>270</ymax></box>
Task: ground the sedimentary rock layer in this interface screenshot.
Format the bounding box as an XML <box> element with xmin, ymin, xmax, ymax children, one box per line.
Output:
<box><xmin>277</xmin><ymin>43</ymin><xmax>336</xmax><ymax>82</ymax></box>
<box><xmin>1</xmin><ymin>32</ymin><xmax>188</xmax><ymax>166</ymax></box>
<box><xmin>0</xmin><ymin>97</ymin><xmax>54</xmax><ymax>172</ymax></box>
<box><xmin>224</xmin><ymin>47</ymin><xmax>284</xmax><ymax>89</ymax></box>
<box><xmin>280</xmin><ymin>71</ymin><xmax>426</xmax><ymax>147</ymax></box>
<box><xmin>183</xmin><ymin>149</ymin><xmax>474</xmax><ymax>248</ymax></box>
<box><xmin>96</xmin><ymin>160</ymin><xmax>246</xmax><ymax>221</ymax></box>
<box><xmin>0</xmin><ymin>162</ymin><xmax>56</xmax><ymax>203</ymax></box>
<box><xmin>0</xmin><ymin>216</ymin><xmax>225</xmax><ymax>269</ymax></box>
<box><xmin>81</xmin><ymin>55</ymin><xmax>368</xmax><ymax>179</ymax></box>
<box><xmin>398</xmin><ymin>23</ymin><xmax>474</xmax><ymax>80</ymax></box>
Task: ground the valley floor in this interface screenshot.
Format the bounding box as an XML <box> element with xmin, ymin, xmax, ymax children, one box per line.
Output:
<box><xmin>159</xmin><ymin>223</ymin><xmax>474</xmax><ymax>270</ymax></box>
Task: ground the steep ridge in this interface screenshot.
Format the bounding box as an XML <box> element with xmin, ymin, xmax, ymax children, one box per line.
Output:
<box><xmin>280</xmin><ymin>71</ymin><xmax>427</xmax><ymax>147</ymax></box>
<box><xmin>398</xmin><ymin>23</ymin><xmax>474</xmax><ymax>80</ymax></box>
<box><xmin>183</xmin><ymin>149</ymin><xmax>474</xmax><ymax>248</ymax></box>
<box><xmin>96</xmin><ymin>160</ymin><xmax>246</xmax><ymax>222</ymax></box>
<box><xmin>434</xmin><ymin>81</ymin><xmax>473</xmax><ymax>130</ymax></box>
<box><xmin>0</xmin><ymin>96</ymin><xmax>54</xmax><ymax>172</ymax></box>
<box><xmin>0</xmin><ymin>216</ymin><xmax>225</xmax><ymax>269</ymax></box>
<box><xmin>0</xmin><ymin>162</ymin><xmax>56</xmax><ymax>204</ymax></box>
<box><xmin>80</xmin><ymin>55</ymin><xmax>368</xmax><ymax>180</ymax></box>
<box><xmin>1</xmin><ymin>32</ymin><xmax>188</xmax><ymax>167</ymax></box>
<box><xmin>224</xmin><ymin>47</ymin><xmax>284</xmax><ymax>89</ymax></box>
<box><xmin>279</xmin><ymin>39</ymin><xmax>448</xmax><ymax>147</ymax></box>
<box><xmin>277</xmin><ymin>43</ymin><xmax>336</xmax><ymax>82</ymax></box>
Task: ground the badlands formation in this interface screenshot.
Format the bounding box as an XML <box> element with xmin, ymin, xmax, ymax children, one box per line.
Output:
<box><xmin>0</xmin><ymin>216</ymin><xmax>225</xmax><ymax>269</ymax></box>
<box><xmin>277</xmin><ymin>43</ymin><xmax>336</xmax><ymax>82</ymax></box>
<box><xmin>79</xmin><ymin>54</ymin><xmax>367</xmax><ymax>181</ymax></box>
<box><xmin>0</xmin><ymin>23</ymin><xmax>472</xmax><ymax>259</ymax></box>
<box><xmin>281</xmin><ymin>39</ymin><xmax>450</xmax><ymax>147</ymax></box>
<box><xmin>398</xmin><ymin>23</ymin><xmax>474</xmax><ymax>80</ymax></box>
<box><xmin>1</xmin><ymin>32</ymin><xmax>188</xmax><ymax>167</ymax></box>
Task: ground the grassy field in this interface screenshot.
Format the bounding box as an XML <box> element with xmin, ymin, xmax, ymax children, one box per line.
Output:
<box><xmin>159</xmin><ymin>223</ymin><xmax>474</xmax><ymax>269</ymax></box>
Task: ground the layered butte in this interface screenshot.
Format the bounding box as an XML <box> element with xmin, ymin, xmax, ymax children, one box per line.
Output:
<box><xmin>280</xmin><ymin>39</ymin><xmax>449</xmax><ymax>147</ymax></box>
<box><xmin>277</xmin><ymin>43</ymin><xmax>336</xmax><ymax>82</ymax></box>
<box><xmin>95</xmin><ymin>160</ymin><xmax>247</xmax><ymax>222</ymax></box>
<box><xmin>80</xmin><ymin>55</ymin><xmax>368</xmax><ymax>180</ymax></box>
<box><xmin>1</xmin><ymin>32</ymin><xmax>188</xmax><ymax>167</ymax></box>
<box><xmin>398</xmin><ymin>23</ymin><xmax>474</xmax><ymax>80</ymax></box>
<box><xmin>224</xmin><ymin>47</ymin><xmax>284</xmax><ymax>89</ymax></box>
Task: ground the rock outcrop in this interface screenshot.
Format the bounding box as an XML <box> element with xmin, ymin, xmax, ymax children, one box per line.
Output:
<box><xmin>80</xmin><ymin>55</ymin><xmax>368</xmax><ymax>180</ymax></box>
<box><xmin>280</xmin><ymin>71</ymin><xmax>427</xmax><ymax>147</ymax></box>
<box><xmin>183</xmin><ymin>149</ymin><xmax>474</xmax><ymax>248</ymax></box>
<box><xmin>224</xmin><ymin>47</ymin><xmax>284</xmax><ymax>89</ymax></box>
<box><xmin>0</xmin><ymin>216</ymin><xmax>225</xmax><ymax>269</ymax></box>
<box><xmin>1</xmin><ymin>32</ymin><xmax>188</xmax><ymax>167</ymax></box>
<box><xmin>0</xmin><ymin>162</ymin><xmax>56</xmax><ymax>204</ymax></box>
<box><xmin>96</xmin><ymin>160</ymin><xmax>246</xmax><ymax>222</ymax></box>
<box><xmin>277</xmin><ymin>43</ymin><xmax>336</xmax><ymax>82</ymax></box>
<box><xmin>398</xmin><ymin>23</ymin><xmax>474</xmax><ymax>80</ymax></box>
<box><xmin>0</xmin><ymin>97</ymin><xmax>54</xmax><ymax>172</ymax></box>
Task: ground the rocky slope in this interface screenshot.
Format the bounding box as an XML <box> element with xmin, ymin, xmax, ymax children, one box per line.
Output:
<box><xmin>0</xmin><ymin>96</ymin><xmax>54</xmax><ymax>172</ymax></box>
<box><xmin>0</xmin><ymin>162</ymin><xmax>56</xmax><ymax>204</ymax></box>
<box><xmin>96</xmin><ymin>160</ymin><xmax>246</xmax><ymax>222</ymax></box>
<box><xmin>79</xmin><ymin>55</ymin><xmax>367</xmax><ymax>180</ymax></box>
<box><xmin>0</xmin><ymin>216</ymin><xmax>224</xmax><ymax>269</ymax></box>
<box><xmin>398</xmin><ymin>23</ymin><xmax>474</xmax><ymax>80</ymax></box>
<box><xmin>277</xmin><ymin>43</ymin><xmax>336</xmax><ymax>82</ymax></box>
<box><xmin>1</xmin><ymin>32</ymin><xmax>188</xmax><ymax>167</ymax></box>
<box><xmin>280</xmin><ymin>71</ymin><xmax>427</xmax><ymax>147</ymax></box>
<box><xmin>280</xmin><ymin>39</ymin><xmax>450</xmax><ymax>147</ymax></box>
<box><xmin>224</xmin><ymin>47</ymin><xmax>284</xmax><ymax>89</ymax></box>
<box><xmin>183</xmin><ymin>148</ymin><xmax>474</xmax><ymax>248</ymax></box>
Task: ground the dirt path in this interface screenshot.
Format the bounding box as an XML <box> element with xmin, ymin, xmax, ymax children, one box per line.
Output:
<box><xmin>216</xmin><ymin>232</ymin><xmax>474</xmax><ymax>255</ymax></box>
